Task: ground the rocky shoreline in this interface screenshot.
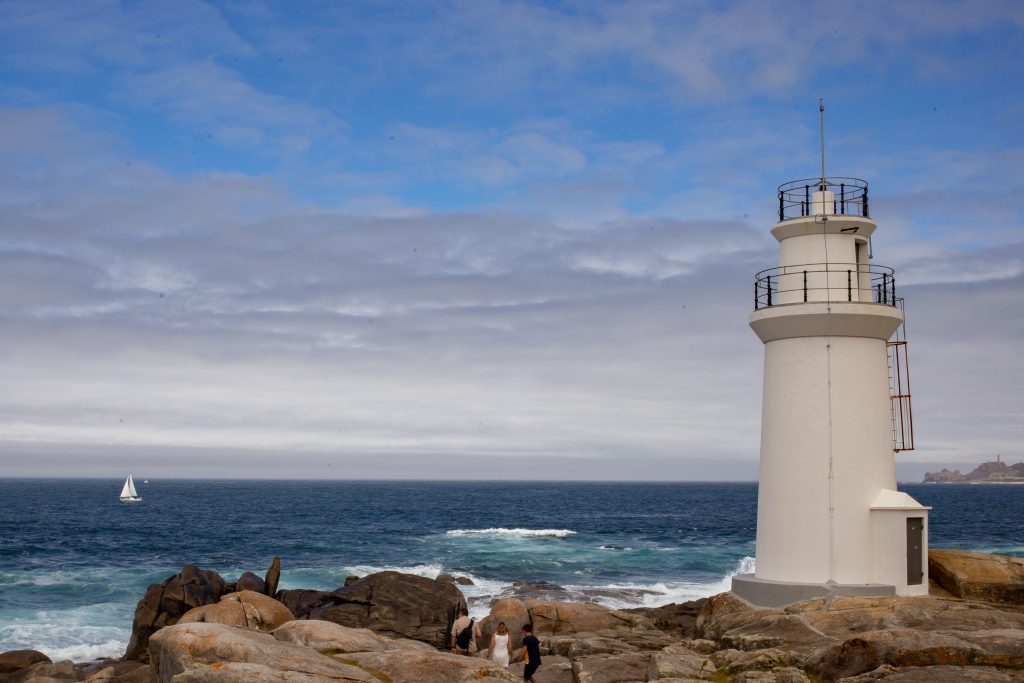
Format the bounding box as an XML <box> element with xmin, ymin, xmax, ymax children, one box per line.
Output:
<box><xmin>923</xmin><ymin>458</ymin><xmax>1024</xmax><ymax>484</ymax></box>
<box><xmin>2</xmin><ymin>550</ymin><xmax>1022</xmax><ymax>682</ymax></box>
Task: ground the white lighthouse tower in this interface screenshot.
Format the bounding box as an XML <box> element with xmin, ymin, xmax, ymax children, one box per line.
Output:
<box><xmin>732</xmin><ymin>134</ymin><xmax>929</xmax><ymax>606</ymax></box>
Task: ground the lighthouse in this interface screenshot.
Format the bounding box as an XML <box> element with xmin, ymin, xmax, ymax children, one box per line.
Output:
<box><xmin>731</xmin><ymin>168</ymin><xmax>930</xmax><ymax>607</ymax></box>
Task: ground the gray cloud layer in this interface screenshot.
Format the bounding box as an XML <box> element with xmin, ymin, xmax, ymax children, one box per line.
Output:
<box><xmin>1</xmin><ymin>107</ymin><xmax>770</xmax><ymax>477</ymax></box>
<box><xmin>1</xmin><ymin>1</ymin><xmax>1022</xmax><ymax>479</ymax></box>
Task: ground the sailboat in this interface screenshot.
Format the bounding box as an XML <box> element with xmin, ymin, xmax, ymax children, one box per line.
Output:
<box><xmin>119</xmin><ymin>475</ymin><xmax>142</xmax><ymax>503</ymax></box>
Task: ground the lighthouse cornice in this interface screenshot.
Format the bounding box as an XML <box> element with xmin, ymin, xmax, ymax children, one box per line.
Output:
<box><xmin>771</xmin><ymin>215</ymin><xmax>877</xmax><ymax>242</ymax></box>
<box><xmin>749</xmin><ymin>302</ymin><xmax>904</xmax><ymax>343</ymax></box>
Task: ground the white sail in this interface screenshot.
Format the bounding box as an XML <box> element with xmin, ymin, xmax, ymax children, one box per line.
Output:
<box><xmin>120</xmin><ymin>475</ymin><xmax>141</xmax><ymax>501</ymax></box>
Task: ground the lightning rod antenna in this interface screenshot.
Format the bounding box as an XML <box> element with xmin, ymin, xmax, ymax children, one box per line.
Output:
<box><xmin>819</xmin><ymin>98</ymin><xmax>826</xmax><ymax>190</ymax></box>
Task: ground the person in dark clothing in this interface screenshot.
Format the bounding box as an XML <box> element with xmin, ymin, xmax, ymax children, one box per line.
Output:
<box><xmin>450</xmin><ymin>608</ymin><xmax>480</xmax><ymax>655</ymax></box>
<box><xmin>521</xmin><ymin>623</ymin><xmax>541</xmax><ymax>682</ymax></box>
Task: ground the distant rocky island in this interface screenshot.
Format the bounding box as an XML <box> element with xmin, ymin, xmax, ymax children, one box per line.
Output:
<box><xmin>924</xmin><ymin>457</ymin><xmax>1024</xmax><ymax>484</ymax></box>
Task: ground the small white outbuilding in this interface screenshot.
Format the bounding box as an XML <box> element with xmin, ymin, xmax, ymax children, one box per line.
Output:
<box><xmin>732</xmin><ymin>178</ymin><xmax>929</xmax><ymax>607</ymax></box>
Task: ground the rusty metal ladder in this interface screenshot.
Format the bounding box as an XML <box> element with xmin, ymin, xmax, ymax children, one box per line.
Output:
<box><xmin>888</xmin><ymin>298</ymin><xmax>914</xmax><ymax>452</ymax></box>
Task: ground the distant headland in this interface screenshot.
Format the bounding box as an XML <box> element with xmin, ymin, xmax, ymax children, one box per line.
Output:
<box><xmin>923</xmin><ymin>455</ymin><xmax>1024</xmax><ymax>484</ymax></box>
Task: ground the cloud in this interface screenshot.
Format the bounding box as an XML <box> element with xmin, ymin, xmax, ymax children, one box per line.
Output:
<box><xmin>2</xmin><ymin>100</ymin><xmax>1022</xmax><ymax>476</ymax></box>
<box><xmin>0</xmin><ymin>107</ymin><xmax>767</xmax><ymax>473</ymax></box>
<box><xmin>0</xmin><ymin>2</ymin><xmax>1021</xmax><ymax>478</ymax></box>
<box><xmin>378</xmin><ymin>123</ymin><xmax>590</xmax><ymax>188</ymax></box>
<box><xmin>300</xmin><ymin>0</ymin><xmax>1024</xmax><ymax>104</ymax></box>
<box><xmin>0</xmin><ymin>0</ymin><xmax>254</xmax><ymax>75</ymax></box>
<box><xmin>0</xmin><ymin>1</ymin><xmax>344</xmax><ymax>157</ymax></box>
<box><xmin>496</xmin><ymin>132</ymin><xmax>586</xmax><ymax>175</ymax></box>
<box><xmin>120</xmin><ymin>62</ymin><xmax>346</xmax><ymax>153</ymax></box>
<box><xmin>897</xmin><ymin>273</ymin><xmax>1024</xmax><ymax>466</ymax></box>
<box><xmin>565</xmin><ymin>218</ymin><xmax>767</xmax><ymax>279</ymax></box>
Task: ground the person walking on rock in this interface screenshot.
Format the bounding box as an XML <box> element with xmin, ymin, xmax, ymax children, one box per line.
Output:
<box><xmin>487</xmin><ymin>621</ymin><xmax>513</xmax><ymax>667</ymax></box>
<box><xmin>450</xmin><ymin>608</ymin><xmax>480</xmax><ymax>655</ymax></box>
<box><xmin>521</xmin><ymin>623</ymin><xmax>541</xmax><ymax>682</ymax></box>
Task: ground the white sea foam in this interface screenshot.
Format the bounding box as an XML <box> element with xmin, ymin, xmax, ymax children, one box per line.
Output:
<box><xmin>457</xmin><ymin>575</ymin><xmax>518</xmax><ymax>620</ymax></box>
<box><xmin>0</xmin><ymin>570</ymin><xmax>78</xmax><ymax>587</ymax></box>
<box><xmin>0</xmin><ymin>603</ymin><xmax>130</xmax><ymax>663</ymax></box>
<box><xmin>981</xmin><ymin>545</ymin><xmax>1024</xmax><ymax>555</ymax></box>
<box><xmin>451</xmin><ymin>555</ymin><xmax>759</xmax><ymax>617</ymax></box>
<box><xmin>283</xmin><ymin>563</ymin><xmax>515</xmax><ymax>605</ymax></box>
<box><xmin>445</xmin><ymin>528</ymin><xmax>576</xmax><ymax>538</ymax></box>
<box><xmin>0</xmin><ymin>567</ymin><xmax>151</xmax><ymax>589</ymax></box>
<box><xmin>340</xmin><ymin>563</ymin><xmax>514</xmax><ymax>609</ymax></box>
<box><xmin>47</xmin><ymin>639</ymin><xmax>125</xmax><ymax>662</ymax></box>
<box><xmin>570</xmin><ymin>556</ymin><xmax>757</xmax><ymax>611</ymax></box>
<box><xmin>732</xmin><ymin>556</ymin><xmax>757</xmax><ymax>576</ymax></box>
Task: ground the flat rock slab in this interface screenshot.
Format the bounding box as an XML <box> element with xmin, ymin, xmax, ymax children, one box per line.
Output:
<box><xmin>272</xmin><ymin>619</ymin><xmax>433</xmax><ymax>654</ymax></box>
<box><xmin>341</xmin><ymin>649</ymin><xmax>521</xmax><ymax>682</ymax></box>
<box><xmin>696</xmin><ymin>587</ymin><xmax>1024</xmax><ymax>681</ymax></box>
<box><xmin>148</xmin><ymin>622</ymin><xmax>377</xmax><ymax>683</ymax></box>
<box><xmin>929</xmin><ymin>550</ymin><xmax>1024</xmax><ymax>605</ymax></box>
<box><xmin>806</xmin><ymin>627</ymin><xmax>1024</xmax><ymax>680</ymax></box>
<box><xmin>711</xmin><ymin>646</ymin><xmax>799</xmax><ymax>672</ymax></box>
<box><xmin>526</xmin><ymin>600</ymin><xmax>654</xmax><ymax>635</ymax></box>
<box><xmin>732</xmin><ymin>668</ymin><xmax>810</xmax><ymax>682</ymax></box>
<box><xmin>148</xmin><ymin>661</ymin><xmax>367</xmax><ymax>682</ymax></box>
<box><xmin>572</xmin><ymin>651</ymin><xmax>652</xmax><ymax>683</ymax></box>
<box><xmin>507</xmin><ymin>654</ymin><xmax>574</xmax><ymax>683</ymax></box>
<box><xmin>838</xmin><ymin>665</ymin><xmax>1022</xmax><ymax>682</ymax></box>
<box><xmin>83</xmin><ymin>661</ymin><xmax>151</xmax><ymax>682</ymax></box>
<box><xmin>790</xmin><ymin>595</ymin><xmax>1024</xmax><ymax>638</ymax></box>
<box><xmin>697</xmin><ymin>595</ymin><xmax>831</xmax><ymax>652</ymax></box>
<box><xmin>648</xmin><ymin>647</ymin><xmax>716</xmax><ymax>679</ymax></box>
<box><xmin>719</xmin><ymin>612</ymin><xmax>829</xmax><ymax>651</ymax></box>
<box><xmin>544</xmin><ymin>634</ymin><xmax>640</xmax><ymax>658</ymax></box>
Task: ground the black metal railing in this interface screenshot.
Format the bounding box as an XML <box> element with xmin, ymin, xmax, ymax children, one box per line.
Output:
<box><xmin>778</xmin><ymin>177</ymin><xmax>869</xmax><ymax>222</ymax></box>
<box><xmin>754</xmin><ymin>262</ymin><xmax>896</xmax><ymax>310</ymax></box>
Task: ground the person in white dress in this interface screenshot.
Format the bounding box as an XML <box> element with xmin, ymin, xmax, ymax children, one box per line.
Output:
<box><xmin>487</xmin><ymin>621</ymin><xmax>513</xmax><ymax>667</ymax></box>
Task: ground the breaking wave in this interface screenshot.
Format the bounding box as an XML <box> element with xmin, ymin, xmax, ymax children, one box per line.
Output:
<box><xmin>445</xmin><ymin>528</ymin><xmax>576</xmax><ymax>538</ymax></box>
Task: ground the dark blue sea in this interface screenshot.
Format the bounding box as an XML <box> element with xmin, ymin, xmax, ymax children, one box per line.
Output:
<box><xmin>1</xmin><ymin>480</ymin><xmax>1021</xmax><ymax>661</ymax></box>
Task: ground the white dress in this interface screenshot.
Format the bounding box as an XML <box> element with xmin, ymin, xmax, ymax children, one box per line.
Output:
<box><xmin>490</xmin><ymin>633</ymin><xmax>510</xmax><ymax>667</ymax></box>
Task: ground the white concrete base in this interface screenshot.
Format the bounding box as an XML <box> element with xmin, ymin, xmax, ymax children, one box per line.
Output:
<box><xmin>731</xmin><ymin>573</ymin><xmax>895</xmax><ymax>608</ymax></box>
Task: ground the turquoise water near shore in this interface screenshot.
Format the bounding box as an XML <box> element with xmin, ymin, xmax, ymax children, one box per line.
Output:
<box><xmin>0</xmin><ymin>480</ymin><xmax>1020</xmax><ymax>661</ymax></box>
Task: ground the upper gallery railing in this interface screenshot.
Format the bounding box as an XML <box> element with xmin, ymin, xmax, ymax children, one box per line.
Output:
<box><xmin>778</xmin><ymin>177</ymin><xmax>869</xmax><ymax>222</ymax></box>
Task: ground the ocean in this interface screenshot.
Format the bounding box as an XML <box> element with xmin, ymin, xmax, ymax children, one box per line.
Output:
<box><xmin>1</xmin><ymin>480</ymin><xmax>1021</xmax><ymax>662</ymax></box>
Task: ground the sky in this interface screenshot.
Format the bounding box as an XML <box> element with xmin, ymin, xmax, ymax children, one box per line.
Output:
<box><xmin>0</xmin><ymin>0</ymin><xmax>1021</xmax><ymax>480</ymax></box>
